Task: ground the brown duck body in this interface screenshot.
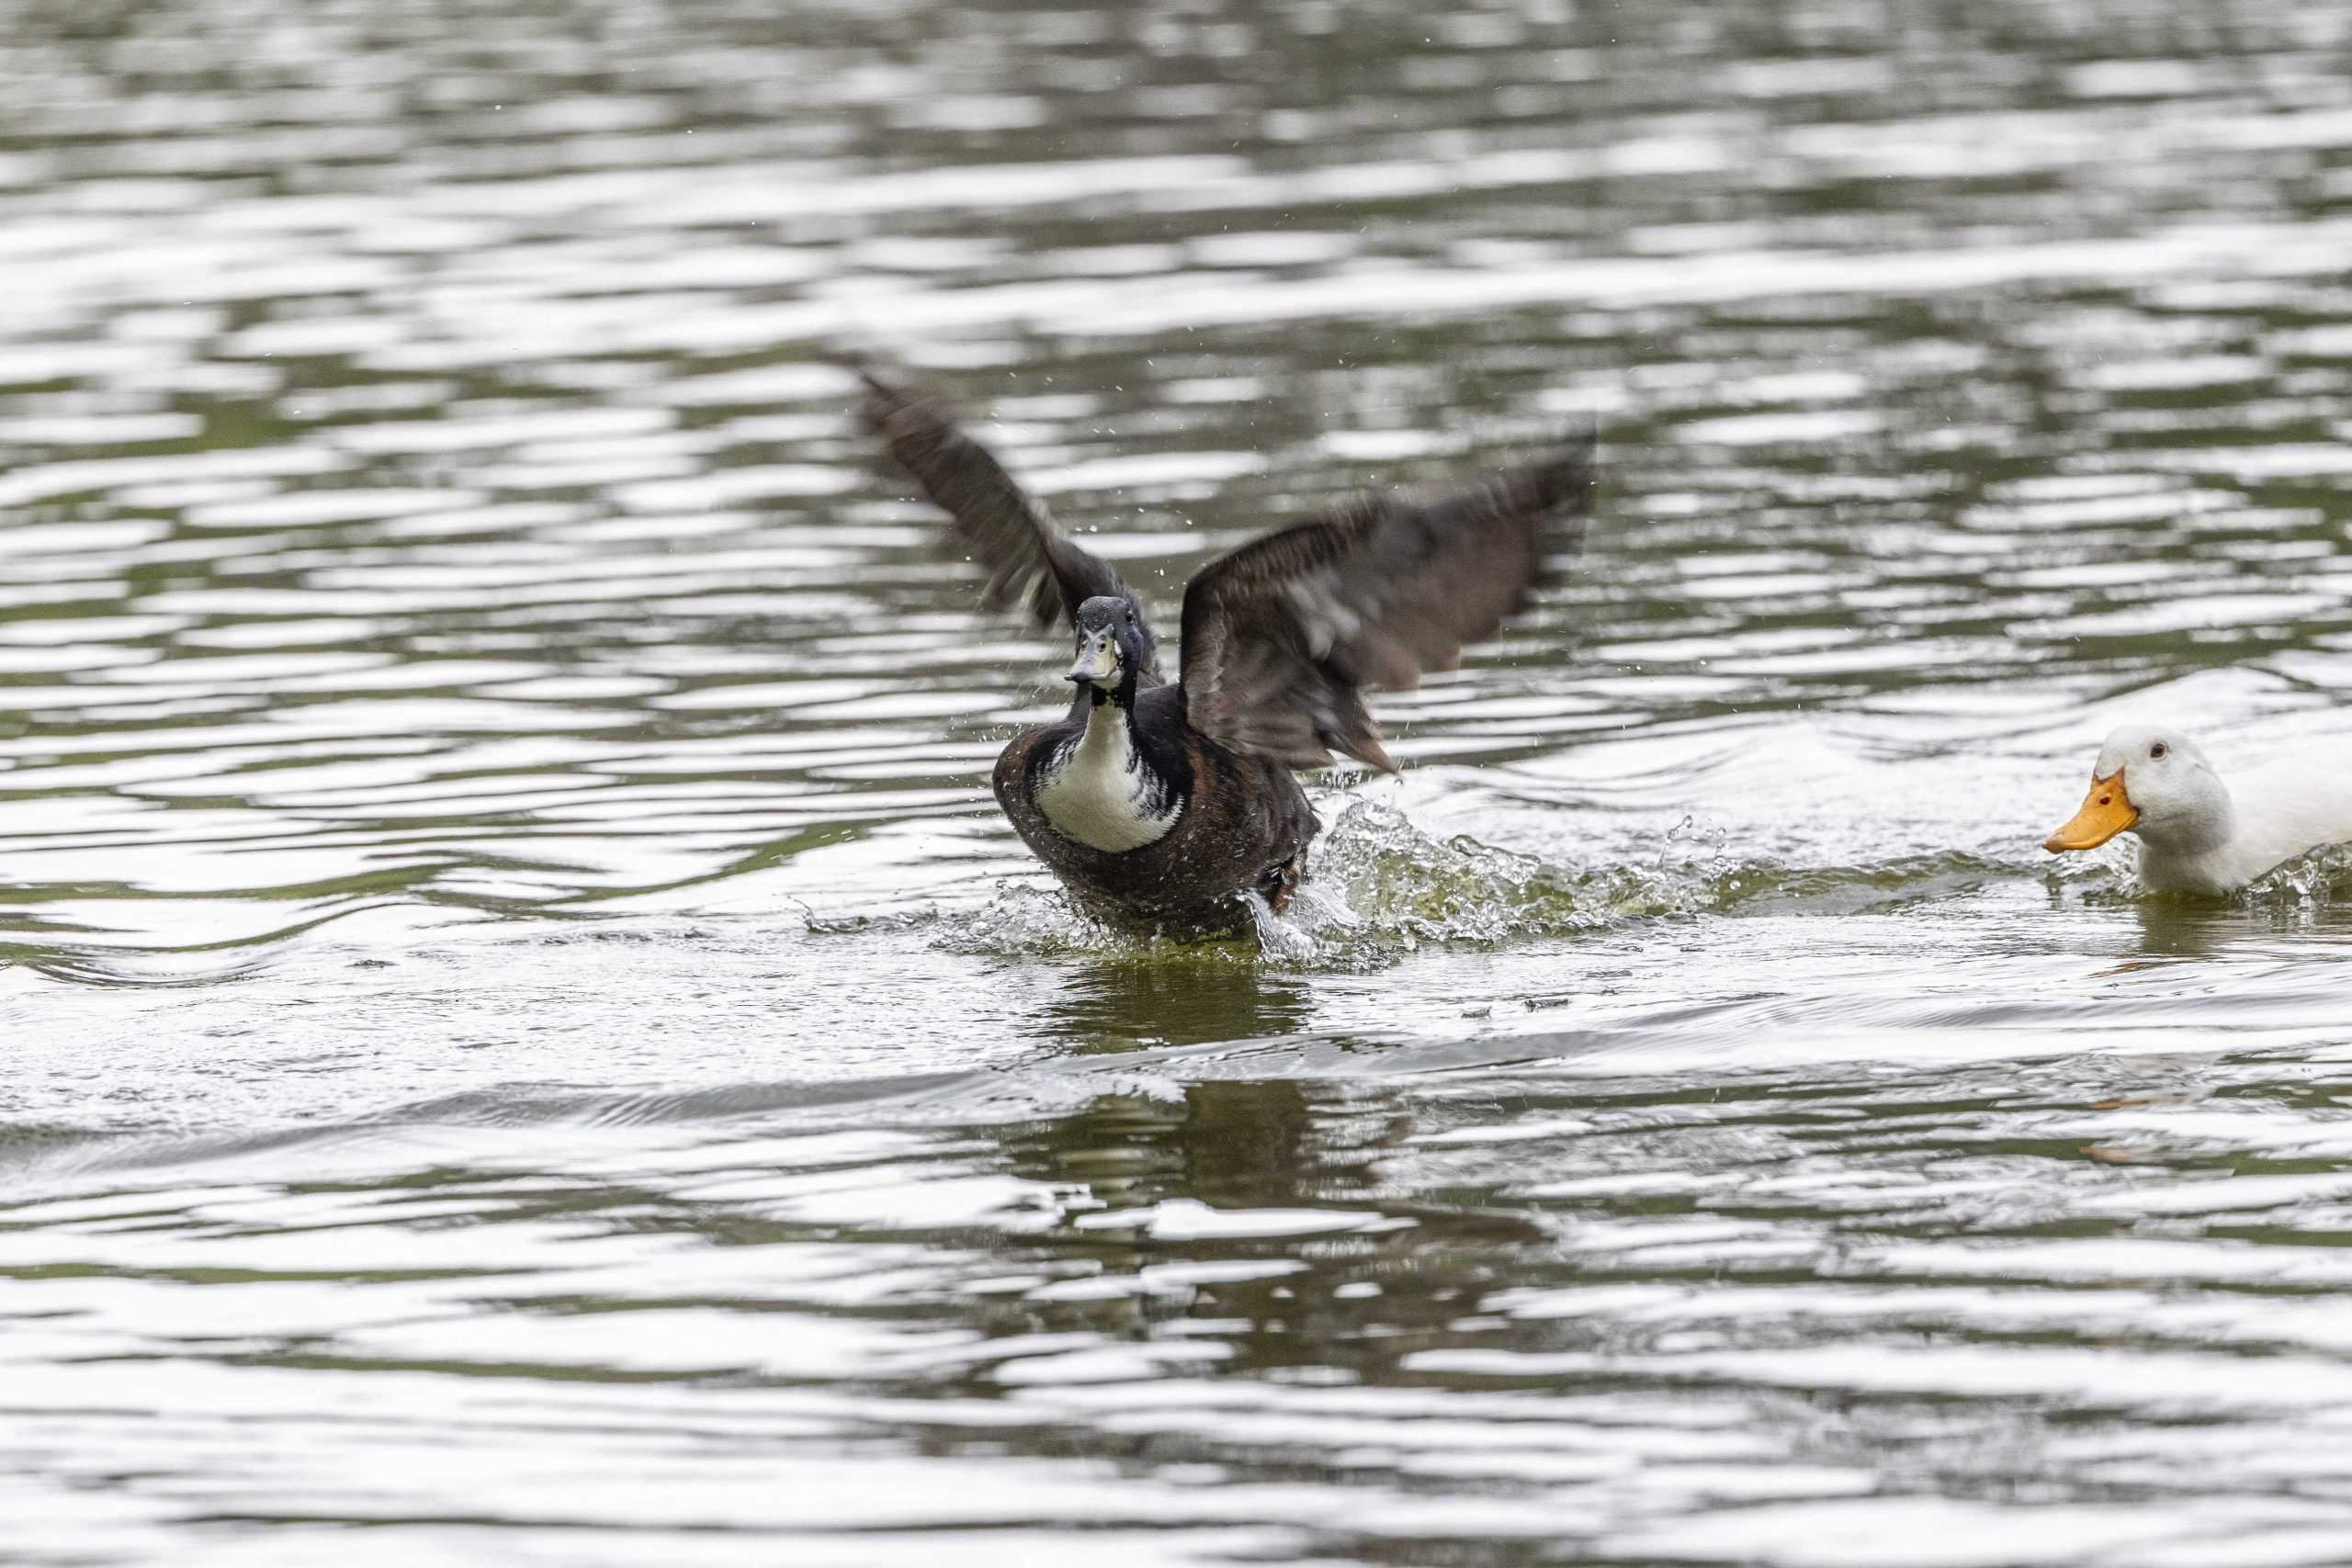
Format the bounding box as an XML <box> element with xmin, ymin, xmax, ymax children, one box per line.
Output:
<box><xmin>994</xmin><ymin>682</ymin><xmax>1317</xmax><ymax>935</ymax></box>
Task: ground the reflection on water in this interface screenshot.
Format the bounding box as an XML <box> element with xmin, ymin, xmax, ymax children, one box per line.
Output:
<box><xmin>10</xmin><ymin>0</ymin><xmax>2352</xmax><ymax>1562</ymax></box>
<box><xmin>17</xmin><ymin>1036</ymin><xmax>2352</xmax><ymax>1565</ymax></box>
<box><xmin>1044</xmin><ymin>964</ymin><xmax>1317</xmax><ymax>1050</ymax></box>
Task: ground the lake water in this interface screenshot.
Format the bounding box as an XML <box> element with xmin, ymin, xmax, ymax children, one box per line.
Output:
<box><xmin>10</xmin><ymin>2</ymin><xmax>2352</xmax><ymax>1562</ymax></box>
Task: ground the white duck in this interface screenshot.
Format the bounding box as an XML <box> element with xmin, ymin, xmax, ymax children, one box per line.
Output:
<box><xmin>2043</xmin><ymin>723</ymin><xmax>2352</xmax><ymax>894</ymax></box>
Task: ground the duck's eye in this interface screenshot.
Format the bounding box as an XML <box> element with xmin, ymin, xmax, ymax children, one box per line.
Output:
<box><xmin>2151</xmin><ymin>742</ymin><xmax>2169</xmax><ymax>761</ymax></box>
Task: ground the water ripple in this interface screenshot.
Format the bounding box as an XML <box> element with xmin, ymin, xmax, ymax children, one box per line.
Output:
<box><xmin>11</xmin><ymin>0</ymin><xmax>2352</xmax><ymax>1562</ymax></box>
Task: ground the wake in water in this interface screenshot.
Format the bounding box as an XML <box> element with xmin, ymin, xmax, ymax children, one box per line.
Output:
<box><xmin>945</xmin><ymin>797</ymin><xmax>2021</xmax><ymax>968</ymax></box>
<box><xmin>949</xmin><ymin>798</ymin><xmax>1651</xmax><ymax>967</ymax></box>
<box><xmin>2064</xmin><ymin>840</ymin><xmax>2352</xmax><ymax>910</ymax></box>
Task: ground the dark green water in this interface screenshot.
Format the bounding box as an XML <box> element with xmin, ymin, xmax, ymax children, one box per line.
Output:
<box><xmin>9</xmin><ymin>2</ymin><xmax>2352</xmax><ymax>1563</ymax></box>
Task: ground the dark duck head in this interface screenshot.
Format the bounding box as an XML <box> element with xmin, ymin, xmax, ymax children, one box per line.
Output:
<box><xmin>1065</xmin><ymin>594</ymin><xmax>1153</xmax><ymax>707</ymax></box>
<box><xmin>1034</xmin><ymin>593</ymin><xmax>1186</xmax><ymax>854</ymax></box>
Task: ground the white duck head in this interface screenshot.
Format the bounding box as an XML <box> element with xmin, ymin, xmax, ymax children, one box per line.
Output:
<box><xmin>2044</xmin><ymin>724</ymin><xmax>2235</xmax><ymax>859</ymax></box>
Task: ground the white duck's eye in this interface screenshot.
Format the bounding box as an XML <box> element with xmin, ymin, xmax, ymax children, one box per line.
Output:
<box><xmin>2150</xmin><ymin>742</ymin><xmax>2169</xmax><ymax>760</ymax></box>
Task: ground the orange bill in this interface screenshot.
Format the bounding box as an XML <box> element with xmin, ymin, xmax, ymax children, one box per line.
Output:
<box><xmin>2044</xmin><ymin>773</ymin><xmax>2138</xmax><ymax>852</ymax></box>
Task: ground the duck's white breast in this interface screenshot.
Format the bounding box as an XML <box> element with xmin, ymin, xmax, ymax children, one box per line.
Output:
<box><xmin>1034</xmin><ymin>705</ymin><xmax>1181</xmax><ymax>853</ymax></box>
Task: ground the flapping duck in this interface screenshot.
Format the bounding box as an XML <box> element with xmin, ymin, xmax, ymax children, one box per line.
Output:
<box><xmin>852</xmin><ymin>359</ymin><xmax>1595</xmax><ymax>935</ymax></box>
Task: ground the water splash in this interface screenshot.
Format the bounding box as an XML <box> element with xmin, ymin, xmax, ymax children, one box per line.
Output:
<box><xmin>951</xmin><ymin>798</ymin><xmax>1757</xmax><ymax>968</ymax></box>
<box><xmin>1300</xmin><ymin>798</ymin><xmax>1689</xmax><ymax>952</ymax></box>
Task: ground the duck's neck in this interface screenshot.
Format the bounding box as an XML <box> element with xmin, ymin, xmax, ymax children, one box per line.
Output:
<box><xmin>2137</xmin><ymin>774</ymin><xmax>2238</xmax><ymax>860</ymax></box>
<box><xmin>2133</xmin><ymin>773</ymin><xmax>2245</xmax><ymax>892</ymax></box>
<box><xmin>1035</xmin><ymin>688</ymin><xmax>1182</xmax><ymax>852</ymax></box>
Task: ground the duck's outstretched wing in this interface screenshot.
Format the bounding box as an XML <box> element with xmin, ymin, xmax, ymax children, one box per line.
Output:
<box><xmin>1179</xmin><ymin>434</ymin><xmax>1596</xmax><ymax>772</ymax></box>
<box><xmin>849</xmin><ymin>358</ymin><xmax>1158</xmax><ymax>663</ymax></box>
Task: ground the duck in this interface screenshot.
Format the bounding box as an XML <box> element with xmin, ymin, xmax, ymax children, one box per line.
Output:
<box><xmin>2043</xmin><ymin>723</ymin><xmax>2352</xmax><ymax>893</ymax></box>
<box><xmin>849</xmin><ymin>357</ymin><xmax>1596</xmax><ymax>936</ymax></box>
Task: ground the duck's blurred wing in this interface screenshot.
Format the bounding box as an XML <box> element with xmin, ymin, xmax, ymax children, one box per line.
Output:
<box><xmin>1179</xmin><ymin>435</ymin><xmax>1596</xmax><ymax>772</ymax></box>
<box><xmin>850</xmin><ymin>358</ymin><xmax>1148</xmax><ymax>647</ymax></box>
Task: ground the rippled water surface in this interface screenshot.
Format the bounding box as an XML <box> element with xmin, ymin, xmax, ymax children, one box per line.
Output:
<box><xmin>12</xmin><ymin>2</ymin><xmax>2352</xmax><ymax>1562</ymax></box>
